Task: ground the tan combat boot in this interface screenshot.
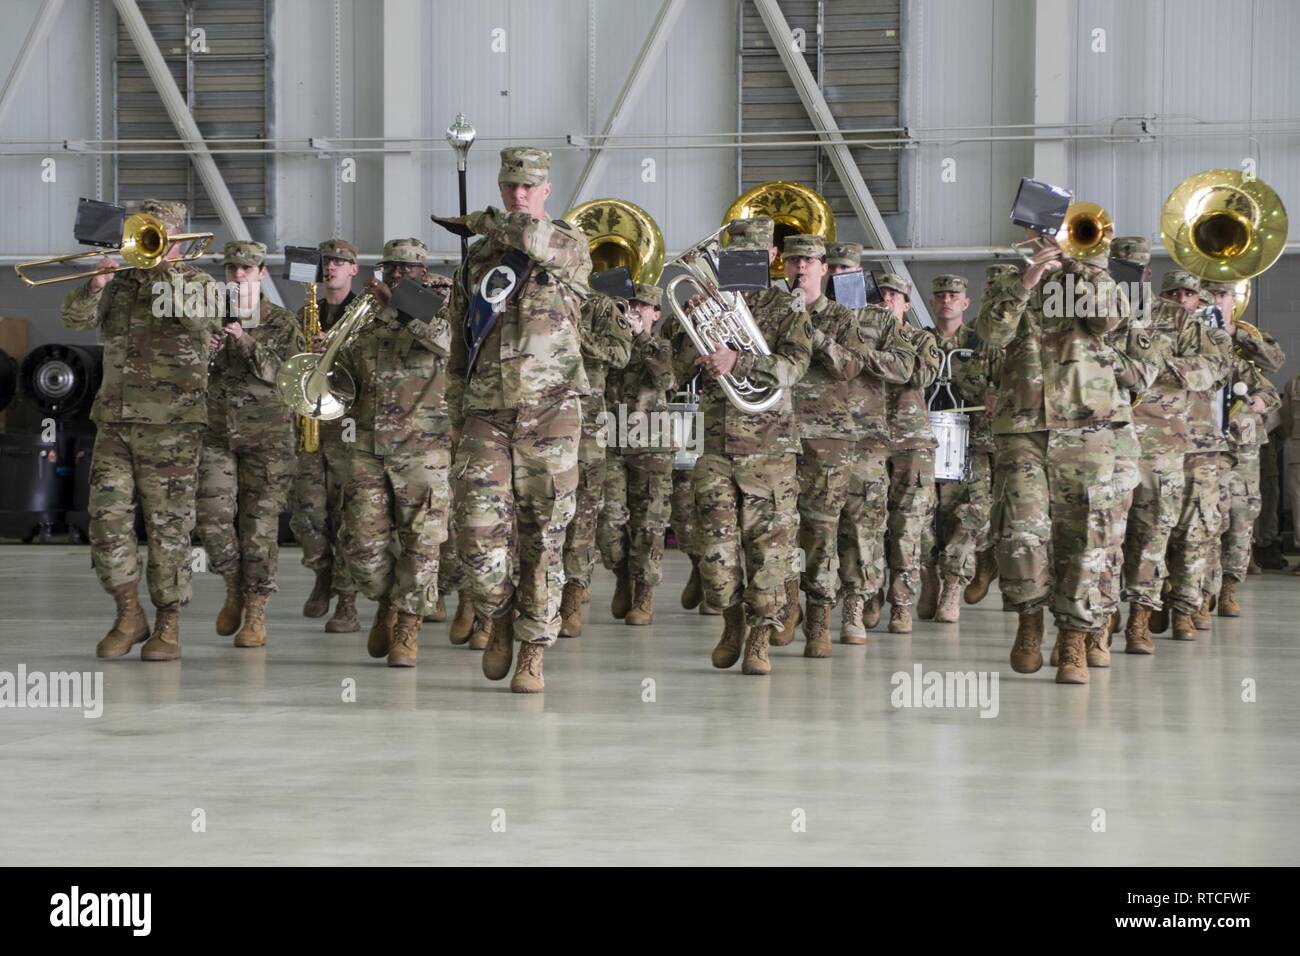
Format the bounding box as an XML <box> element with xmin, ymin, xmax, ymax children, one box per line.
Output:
<box><xmin>234</xmin><ymin>592</ymin><xmax>269</xmax><ymax>648</ymax></box>
<box><xmin>711</xmin><ymin>604</ymin><xmax>747</xmax><ymax>669</ymax></box>
<box><xmin>480</xmin><ymin>612</ymin><xmax>515</xmax><ymax>680</ymax></box>
<box><xmin>468</xmin><ymin>614</ymin><xmax>490</xmax><ymax>650</ymax></box>
<box><xmin>324</xmin><ymin>591</ymin><xmax>359</xmax><ymax>633</ymax></box>
<box><xmin>1125</xmin><ymin>604</ymin><xmax>1154</xmax><ymax>655</ymax></box>
<box><xmin>216</xmin><ymin>572</ymin><xmax>244</xmax><ymax>636</ymax></box>
<box><xmin>1149</xmin><ymin>605</ymin><xmax>1169</xmax><ymax>635</ymax></box>
<box><xmin>1009</xmin><ymin>608</ymin><xmax>1044</xmax><ymax>674</ymax></box>
<box><xmin>681</xmin><ymin>556</ymin><xmax>703</xmax><ymax>610</ymax></box>
<box><xmin>803</xmin><ymin>602</ymin><xmax>832</xmax><ymax>658</ymax></box>
<box><xmin>511</xmin><ymin>642</ymin><xmax>545</xmax><ymax>693</ymax></box>
<box><xmin>934</xmin><ymin>573</ymin><xmax>962</xmax><ymax>624</ymax></box>
<box><xmin>741</xmin><ymin>625</ymin><xmax>773</xmax><ymax>676</ymax></box>
<box><xmin>864</xmin><ymin>589</ymin><xmax>884</xmax><ymax>629</ymax></box>
<box><xmin>1193</xmin><ymin>593</ymin><xmax>1214</xmax><ymax>630</ymax></box>
<box><xmin>771</xmin><ymin>578</ymin><xmax>801</xmax><ymax>646</ymax></box>
<box><xmin>625</xmin><ymin>582</ymin><xmax>655</xmax><ymax>626</ymax></box>
<box><xmin>1218</xmin><ymin>579</ymin><xmax>1240</xmax><ymax>617</ymax></box>
<box><xmin>1171</xmin><ymin>609</ymin><xmax>1198</xmax><ymax>641</ymax></box>
<box><xmin>388</xmin><ymin>612</ymin><xmax>420</xmax><ymax>667</ymax></box>
<box><xmin>303</xmin><ymin>569</ymin><xmax>331</xmax><ymax>618</ymax></box>
<box><xmin>367</xmin><ymin>600</ymin><xmax>396</xmax><ymax>658</ymax></box>
<box><xmin>841</xmin><ymin>592</ymin><xmax>867</xmax><ymax>644</ymax></box>
<box><xmin>424</xmin><ymin>593</ymin><xmax>447</xmax><ymax>624</ymax></box>
<box><xmin>964</xmin><ymin>549</ymin><xmax>998</xmax><ymax>604</ymax></box>
<box><xmin>917</xmin><ymin>565</ymin><xmax>939</xmax><ymax>621</ymax></box>
<box><xmin>449</xmin><ymin>592</ymin><xmax>475</xmax><ymax>645</ymax></box>
<box><xmin>1085</xmin><ymin>628</ymin><xmax>1111</xmax><ymax>668</ymax></box>
<box><xmin>611</xmin><ymin>561</ymin><xmax>632</xmax><ymax>619</ymax></box>
<box><xmin>559</xmin><ymin>581</ymin><xmax>586</xmax><ymax>637</ymax></box>
<box><xmin>96</xmin><ymin>583</ymin><xmax>151</xmax><ymax>658</ymax></box>
<box><xmin>1247</xmin><ymin>552</ymin><xmax>1262</xmax><ymax>575</ymax></box>
<box><xmin>888</xmin><ymin>604</ymin><xmax>912</xmax><ymax>634</ymax></box>
<box><xmin>141</xmin><ymin>607</ymin><xmax>182</xmax><ymax>662</ymax></box>
<box><xmin>1054</xmin><ymin>629</ymin><xmax>1089</xmax><ymax>684</ymax></box>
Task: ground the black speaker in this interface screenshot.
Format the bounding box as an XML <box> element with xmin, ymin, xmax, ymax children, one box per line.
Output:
<box><xmin>0</xmin><ymin>349</ymin><xmax>17</xmax><ymax>413</ymax></box>
<box><xmin>19</xmin><ymin>344</ymin><xmax>103</xmax><ymax>420</ymax></box>
<box><xmin>0</xmin><ymin>432</ymin><xmax>75</xmax><ymax>542</ymax></box>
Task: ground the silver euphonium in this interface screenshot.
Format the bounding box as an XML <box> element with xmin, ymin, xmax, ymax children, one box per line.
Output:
<box><xmin>665</xmin><ymin>228</ymin><xmax>783</xmax><ymax>415</ymax></box>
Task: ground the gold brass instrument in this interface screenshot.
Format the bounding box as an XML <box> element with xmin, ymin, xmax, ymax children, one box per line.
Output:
<box><xmin>1013</xmin><ymin>201</ymin><xmax>1113</xmax><ymax>262</ymax></box>
<box><xmin>277</xmin><ymin>290</ymin><xmax>384</xmax><ymax>422</ymax></box>
<box><xmin>565</xmin><ymin>198</ymin><xmax>665</xmax><ymax>285</ymax></box>
<box><xmin>665</xmin><ymin>227</ymin><xmax>784</xmax><ymax>415</ymax></box>
<box><xmin>723</xmin><ymin>181</ymin><xmax>836</xmax><ymax>279</ymax></box>
<box><xmin>1160</xmin><ymin>169</ymin><xmax>1288</xmax><ymax>282</ymax></box>
<box><xmin>297</xmin><ymin>283</ymin><xmax>322</xmax><ymax>451</ymax></box>
<box><xmin>14</xmin><ymin>212</ymin><xmax>214</xmax><ymax>287</ymax></box>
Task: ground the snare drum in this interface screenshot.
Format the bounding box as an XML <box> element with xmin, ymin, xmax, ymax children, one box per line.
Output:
<box><xmin>930</xmin><ymin>411</ymin><xmax>971</xmax><ymax>482</ymax></box>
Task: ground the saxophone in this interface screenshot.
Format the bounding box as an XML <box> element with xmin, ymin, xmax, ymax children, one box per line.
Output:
<box><xmin>298</xmin><ymin>282</ymin><xmax>321</xmax><ymax>452</ymax></box>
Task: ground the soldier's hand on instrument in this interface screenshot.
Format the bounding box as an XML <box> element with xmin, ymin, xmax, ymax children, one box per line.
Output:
<box><xmin>1251</xmin><ymin>395</ymin><xmax>1268</xmax><ymax>414</ymax></box>
<box><xmin>309</xmin><ymin>332</ymin><xmax>327</xmax><ymax>354</ymax></box>
<box><xmin>1021</xmin><ymin>244</ymin><xmax>1061</xmax><ymax>290</ymax></box>
<box><xmin>88</xmin><ymin>257</ymin><xmax>118</xmax><ymax>294</ymax></box>
<box><xmin>223</xmin><ymin>321</ymin><xmax>244</xmax><ymax>340</ymax></box>
<box><xmin>365</xmin><ymin>277</ymin><xmax>392</xmax><ymax>305</ymax></box>
<box><xmin>697</xmin><ymin>347</ymin><xmax>738</xmax><ymax>379</ymax></box>
<box><xmin>209</xmin><ymin>332</ymin><xmax>222</xmax><ymax>352</ymax></box>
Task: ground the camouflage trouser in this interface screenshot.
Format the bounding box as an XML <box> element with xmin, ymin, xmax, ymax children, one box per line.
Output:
<box><xmin>993</xmin><ymin>426</ymin><xmax>1117</xmax><ymax>632</ymax></box>
<box><xmin>1099</xmin><ymin>448</ymin><xmax>1141</xmax><ymax>616</ymax></box>
<box><xmin>1287</xmin><ymin>448</ymin><xmax>1300</xmax><ymax>548</ymax></box>
<box><xmin>1215</xmin><ymin>452</ymin><xmax>1261</xmax><ymax>587</ymax></box>
<box><xmin>625</xmin><ymin>454</ymin><xmax>673</xmax><ymax>586</ymax></box>
<box><xmin>343</xmin><ymin>445</ymin><xmax>449</xmax><ymax>616</ymax></box>
<box><xmin>836</xmin><ymin>447</ymin><xmax>890</xmax><ymax>599</ymax></box>
<box><xmin>693</xmin><ymin>452</ymin><xmax>798</xmax><ymax>629</ymax></box>
<box><xmin>562</xmin><ymin>455</ymin><xmax>606</xmax><ymax>588</ymax></box>
<box><xmin>1121</xmin><ymin>450</ymin><xmax>1185</xmax><ymax>609</ymax></box>
<box><xmin>456</xmin><ymin>398</ymin><xmax>580</xmax><ymax>647</ymax></box>
<box><xmin>288</xmin><ymin>432</ymin><xmax>355</xmax><ymax>594</ymax></box>
<box><xmin>88</xmin><ymin>422</ymin><xmax>204</xmax><ymax>609</ymax></box>
<box><xmin>1255</xmin><ymin>439</ymin><xmax>1279</xmax><ymax>547</ymax></box>
<box><xmin>597</xmin><ymin>453</ymin><xmax>628</xmax><ymax>569</ymax></box>
<box><xmin>196</xmin><ymin>442</ymin><xmax>296</xmax><ymax>593</ymax></box>
<box><xmin>1167</xmin><ymin>451</ymin><xmax>1221</xmax><ymax>615</ymax></box>
<box><xmin>935</xmin><ymin>450</ymin><xmax>995</xmax><ymax>586</ymax></box>
<box><xmin>438</xmin><ymin>501</ymin><xmax>465</xmax><ymax>597</ymax></box>
<box><xmin>886</xmin><ymin>447</ymin><xmax>937</xmax><ymax>607</ymax></box>
<box><xmin>669</xmin><ymin>467</ymin><xmax>698</xmax><ymax>556</ymax></box>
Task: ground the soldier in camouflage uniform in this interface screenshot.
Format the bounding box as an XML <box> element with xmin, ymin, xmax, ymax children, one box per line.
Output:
<box><xmin>61</xmin><ymin>199</ymin><xmax>223</xmax><ymax>661</ymax></box>
<box><xmin>439</xmin><ymin>147</ymin><xmax>592</xmax><ymax>693</ymax></box>
<box><xmin>559</xmin><ymin>292</ymin><xmax>633</xmax><ymax>636</ymax></box>
<box><xmin>877</xmin><ymin>274</ymin><xmax>942</xmax><ymax>634</ymax></box>
<box><xmin>614</xmin><ymin>284</ymin><xmax>676</xmax><ymax>625</ymax></box>
<box><xmin>975</xmin><ymin>235</ymin><xmax>1131</xmax><ymax>684</ymax></box>
<box><xmin>1253</xmin><ymin>430</ymin><xmax>1285</xmax><ymax>570</ymax></box>
<box><xmin>336</xmin><ymin>237</ymin><xmax>452</xmax><ymax>667</ymax></box>
<box><xmin>597</xmin><ymin>367</ymin><xmax>630</xmax><ymax>592</ymax></box>
<box><xmin>1113</xmin><ymin>243</ymin><xmax>1226</xmax><ymax>653</ymax></box>
<box><xmin>1282</xmin><ymin>374</ymin><xmax>1300</xmax><ymax>573</ymax></box>
<box><xmin>792</xmin><ymin>238</ymin><xmax>916</xmax><ymax>656</ymax></box>
<box><xmin>1163</xmin><ymin>271</ymin><xmax>1235</xmax><ymax>639</ymax></box>
<box><xmin>674</xmin><ymin>217</ymin><xmax>813</xmax><ymax>676</ymax></box>
<box><xmin>196</xmin><ymin>241</ymin><xmax>304</xmax><ymax>648</ymax></box>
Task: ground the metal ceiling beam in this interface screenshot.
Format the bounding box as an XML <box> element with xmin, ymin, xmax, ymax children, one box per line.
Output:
<box><xmin>0</xmin><ymin>0</ymin><xmax>66</xmax><ymax>127</ymax></box>
<box><xmin>752</xmin><ymin>0</ymin><xmax>932</xmax><ymax>328</ymax></box>
<box><xmin>112</xmin><ymin>0</ymin><xmax>283</xmax><ymax>304</ymax></box>
<box><xmin>568</xmin><ymin>0</ymin><xmax>686</xmax><ymax>209</ymax></box>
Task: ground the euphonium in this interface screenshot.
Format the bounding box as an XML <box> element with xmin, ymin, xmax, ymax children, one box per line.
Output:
<box><xmin>297</xmin><ymin>283</ymin><xmax>321</xmax><ymax>452</ymax></box>
<box><xmin>277</xmin><ymin>290</ymin><xmax>384</xmax><ymax>422</ymax></box>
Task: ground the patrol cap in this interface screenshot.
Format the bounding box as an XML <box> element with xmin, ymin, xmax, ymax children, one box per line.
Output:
<box><xmin>318</xmin><ymin>238</ymin><xmax>358</xmax><ymax>263</ymax></box>
<box><xmin>782</xmin><ymin>234</ymin><xmax>826</xmax><ymax>259</ymax></box>
<box><xmin>931</xmin><ymin>274</ymin><xmax>968</xmax><ymax>294</ymax></box>
<box><xmin>632</xmin><ymin>283</ymin><xmax>663</xmax><ymax>308</ymax></box>
<box><xmin>985</xmin><ymin>263</ymin><xmax>1021</xmax><ymax>281</ymax></box>
<box><xmin>1110</xmin><ymin>236</ymin><xmax>1151</xmax><ymax>266</ymax></box>
<box><xmin>825</xmin><ymin>241</ymin><xmax>863</xmax><ymax>269</ymax></box>
<box><xmin>1202</xmin><ymin>279</ymin><xmax>1238</xmax><ymax>294</ymax></box>
<box><xmin>724</xmin><ymin>217</ymin><xmax>775</xmax><ymax>251</ymax></box>
<box><xmin>498</xmin><ymin>147</ymin><xmax>551</xmax><ymax>185</ymax></box>
<box><xmin>134</xmin><ymin>198</ymin><xmax>186</xmax><ymax>232</ymax></box>
<box><xmin>1160</xmin><ymin>270</ymin><xmax>1201</xmax><ymax>294</ymax></box>
<box><xmin>381</xmin><ymin>237</ymin><xmax>429</xmax><ymax>265</ymax></box>
<box><xmin>222</xmin><ymin>240</ymin><xmax>267</xmax><ymax>268</ymax></box>
<box><xmin>877</xmin><ymin>272</ymin><xmax>912</xmax><ymax>299</ymax></box>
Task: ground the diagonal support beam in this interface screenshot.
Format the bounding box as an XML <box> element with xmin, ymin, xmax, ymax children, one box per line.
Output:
<box><xmin>568</xmin><ymin>0</ymin><xmax>686</xmax><ymax>209</ymax></box>
<box><xmin>113</xmin><ymin>0</ymin><xmax>282</xmax><ymax>304</ymax></box>
<box><xmin>752</xmin><ymin>0</ymin><xmax>931</xmax><ymax>327</ymax></box>
<box><xmin>0</xmin><ymin>0</ymin><xmax>66</xmax><ymax>127</ymax></box>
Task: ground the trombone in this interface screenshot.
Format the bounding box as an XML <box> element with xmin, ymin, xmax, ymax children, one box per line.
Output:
<box><xmin>14</xmin><ymin>212</ymin><xmax>214</xmax><ymax>287</ymax></box>
<box><xmin>1013</xmin><ymin>201</ymin><xmax>1113</xmax><ymax>262</ymax></box>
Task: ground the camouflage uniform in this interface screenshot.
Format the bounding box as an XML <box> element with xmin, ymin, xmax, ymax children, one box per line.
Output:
<box><xmin>196</xmin><ymin>262</ymin><xmax>303</xmax><ymax>594</ymax></box>
<box><xmin>974</xmin><ymin>258</ymin><xmax>1131</xmax><ymax>632</ymax></box>
<box><xmin>563</xmin><ymin>293</ymin><xmax>633</xmax><ymax>587</ymax></box>
<box><xmin>60</xmin><ymin>199</ymin><xmax>221</xmax><ymax>613</ymax></box>
<box><xmin>597</xmin><ymin>366</ymin><xmax>630</xmax><ymax>569</ymax></box>
<box><xmin>444</xmin><ymin>194</ymin><xmax>591</xmax><ymax>648</ymax></box>
<box><xmin>338</xmin><ymin>240</ymin><xmax>452</xmax><ymax>616</ymax></box>
<box><xmin>1283</xmin><ymin>374</ymin><xmax>1300</xmax><ymax>548</ymax></box>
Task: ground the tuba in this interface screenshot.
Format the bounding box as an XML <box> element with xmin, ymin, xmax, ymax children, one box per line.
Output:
<box><xmin>14</xmin><ymin>212</ymin><xmax>213</xmax><ymax>287</ymax></box>
<box><xmin>565</xmin><ymin>198</ymin><xmax>665</xmax><ymax>285</ymax></box>
<box><xmin>723</xmin><ymin>181</ymin><xmax>836</xmax><ymax>279</ymax></box>
<box><xmin>1160</xmin><ymin>168</ymin><xmax>1288</xmax><ymax>282</ymax></box>
<box><xmin>276</xmin><ymin>290</ymin><xmax>384</xmax><ymax>422</ymax></box>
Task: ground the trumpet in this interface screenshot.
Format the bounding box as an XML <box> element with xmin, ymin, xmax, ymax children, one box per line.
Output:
<box><xmin>276</xmin><ymin>290</ymin><xmax>383</xmax><ymax>422</ymax></box>
<box><xmin>14</xmin><ymin>212</ymin><xmax>214</xmax><ymax>287</ymax></box>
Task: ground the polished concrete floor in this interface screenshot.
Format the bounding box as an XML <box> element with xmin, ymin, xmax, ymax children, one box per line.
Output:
<box><xmin>1</xmin><ymin>544</ymin><xmax>1297</xmax><ymax>866</ymax></box>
